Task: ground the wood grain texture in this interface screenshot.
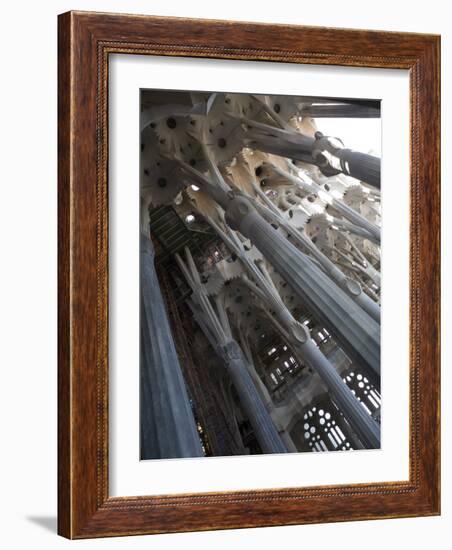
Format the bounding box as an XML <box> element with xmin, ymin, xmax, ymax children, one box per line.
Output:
<box><xmin>57</xmin><ymin>10</ymin><xmax>440</xmax><ymax>539</ymax></box>
<box><xmin>57</xmin><ymin>10</ymin><xmax>72</xmax><ymax>539</ymax></box>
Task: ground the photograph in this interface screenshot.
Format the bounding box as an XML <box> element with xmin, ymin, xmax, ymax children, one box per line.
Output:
<box><xmin>0</xmin><ymin>0</ymin><xmax>444</xmax><ymax>544</ymax></box>
<box><xmin>139</xmin><ymin>89</ymin><xmax>382</xmax><ymax>459</ymax></box>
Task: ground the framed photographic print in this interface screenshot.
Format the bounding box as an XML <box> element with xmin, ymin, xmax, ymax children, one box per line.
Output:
<box><xmin>58</xmin><ymin>11</ymin><xmax>440</xmax><ymax>538</ymax></box>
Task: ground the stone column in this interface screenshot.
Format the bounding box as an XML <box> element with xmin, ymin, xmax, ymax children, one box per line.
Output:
<box><xmin>330</xmin><ymin>216</ymin><xmax>380</xmax><ymax>244</ymax></box>
<box><xmin>252</xmin><ymin>166</ymin><xmax>380</xmax><ymax>319</ymax></box>
<box><xmin>244</xmin><ymin>120</ymin><xmax>380</xmax><ymax>188</ymax></box>
<box><xmin>329</xmin><ymin>198</ymin><xmax>381</xmax><ymax>242</ymax></box>
<box><xmin>235</xmin><ymin>254</ymin><xmax>380</xmax><ymax>447</ymax></box>
<box><xmin>334</xmin><ymin>148</ymin><xmax>381</xmax><ymax>189</ymax></box>
<box><xmin>175</xmin><ymin>247</ymin><xmax>288</xmax><ymax>455</ymax></box>
<box><xmin>239</xmin><ymin>333</ymin><xmax>298</xmax><ymax>452</ymax></box>
<box><xmin>224</xmin><ymin>194</ymin><xmax>380</xmax><ymax>378</ymax></box>
<box><xmin>241</xmin><ymin>286</ymin><xmax>381</xmax><ymax>448</ymax></box>
<box><xmin>290</xmin><ymin>229</ymin><xmax>380</xmax><ymax>322</ymax></box>
<box><xmin>288</xmin><ymin>323</ymin><xmax>380</xmax><ymax>448</ymax></box>
<box><xmin>216</xmin><ymin>341</ymin><xmax>288</xmax><ymax>454</ymax></box>
<box><xmin>140</xmin><ymin>234</ymin><xmax>204</xmax><ymax>459</ymax></box>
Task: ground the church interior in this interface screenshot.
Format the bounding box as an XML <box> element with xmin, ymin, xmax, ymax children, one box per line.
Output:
<box><xmin>139</xmin><ymin>90</ymin><xmax>381</xmax><ymax>459</ymax></box>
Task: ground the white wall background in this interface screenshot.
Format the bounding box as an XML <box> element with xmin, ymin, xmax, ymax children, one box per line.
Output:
<box><xmin>0</xmin><ymin>1</ymin><xmax>449</xmax><ymax>548</ymax></box>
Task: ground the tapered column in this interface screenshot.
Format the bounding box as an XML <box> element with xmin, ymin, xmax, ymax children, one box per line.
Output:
<box><xmin>330</xmin><ymin>217</ymin><xmax>380</xmax><ymax>244</ymax></box>
<box><xmin>253</xmin><ymin>165</ymin><xmax>380</xmax><ymax>315</ymax></box>
<box><xmin>335</xmin><ymin>148</ymin><xmax>381</xmax><ymax>189</ymax></box>
<box><xmin>224</xmin><ymin>194</ymin><xmax>380</xmax><ymax>377</ymax></box>
<box><xmin>289</xmin><ymin>228</ymin><xmax>380</xmax><ymax>322</ymax></box>
<box><xmin>238</xmin><ymin>275</ymin><xmax>380</xmax><ymax>447</ymax></box>
<box><xmin>175</xmin><ymin>247</ymin><xmax>288</xmax><ymax>455</ymax></box>
<box><xmin>244</xmin><ymin>120</ymin><xmax>380</xmax><ymax>187</ymax></box>
<box><xmin>239</xmin><ymin>335</ymin><xmax>298</xmax><ymax>452</ymax></box>
<box><xmin>330</xmin><ymin>199</ymin><xmax>381</xmax><ymax>242</ymax></box>
<box><xmin>207</xmin><ymin>227</ymin><xmax>379</xmax><ymax>446</ymax></box>
<box><xmin>216</xmin><ymin>341</ymin><xmax>288</xmax><ymax>454</ymax></box>
<box><xmin>288</xmin><ymin>323</ymin><xmax>380</xmax><ymax>448</ymax></box>
<box><xmin>140</xmin><ymin>234</ymin><xmax>203</xmax><ymax>459</ymax></box>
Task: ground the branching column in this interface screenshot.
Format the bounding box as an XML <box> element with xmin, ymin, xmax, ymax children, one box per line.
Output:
<box><xmin>175</xmin><ymin>247</ymin><xmax>288</xmax><ymax>455</ymax></box>
<box><xmin>249</xmin><ymin>182</ymin><xmax>380</xmax><ymax>322</ymax></box>
<box><xmin>204</xmin><ymin>216</ymin><xmax>379</xmax><ymax>448</ymax></box>
<box><xmin>239</xmin><ymin>275</ymin><xmax>380</xmax><ymax>448</ymax></box>
<box><xmin>224</xmin><ymin>194</ymin><xmax>380</xmax><ymax>379</ymax></box>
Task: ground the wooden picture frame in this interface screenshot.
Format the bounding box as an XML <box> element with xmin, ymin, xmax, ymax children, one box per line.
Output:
<box><xmin>58</xmin><ymin>10</ymin><xmax>440</xmax><ymax>539</ymax></box>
